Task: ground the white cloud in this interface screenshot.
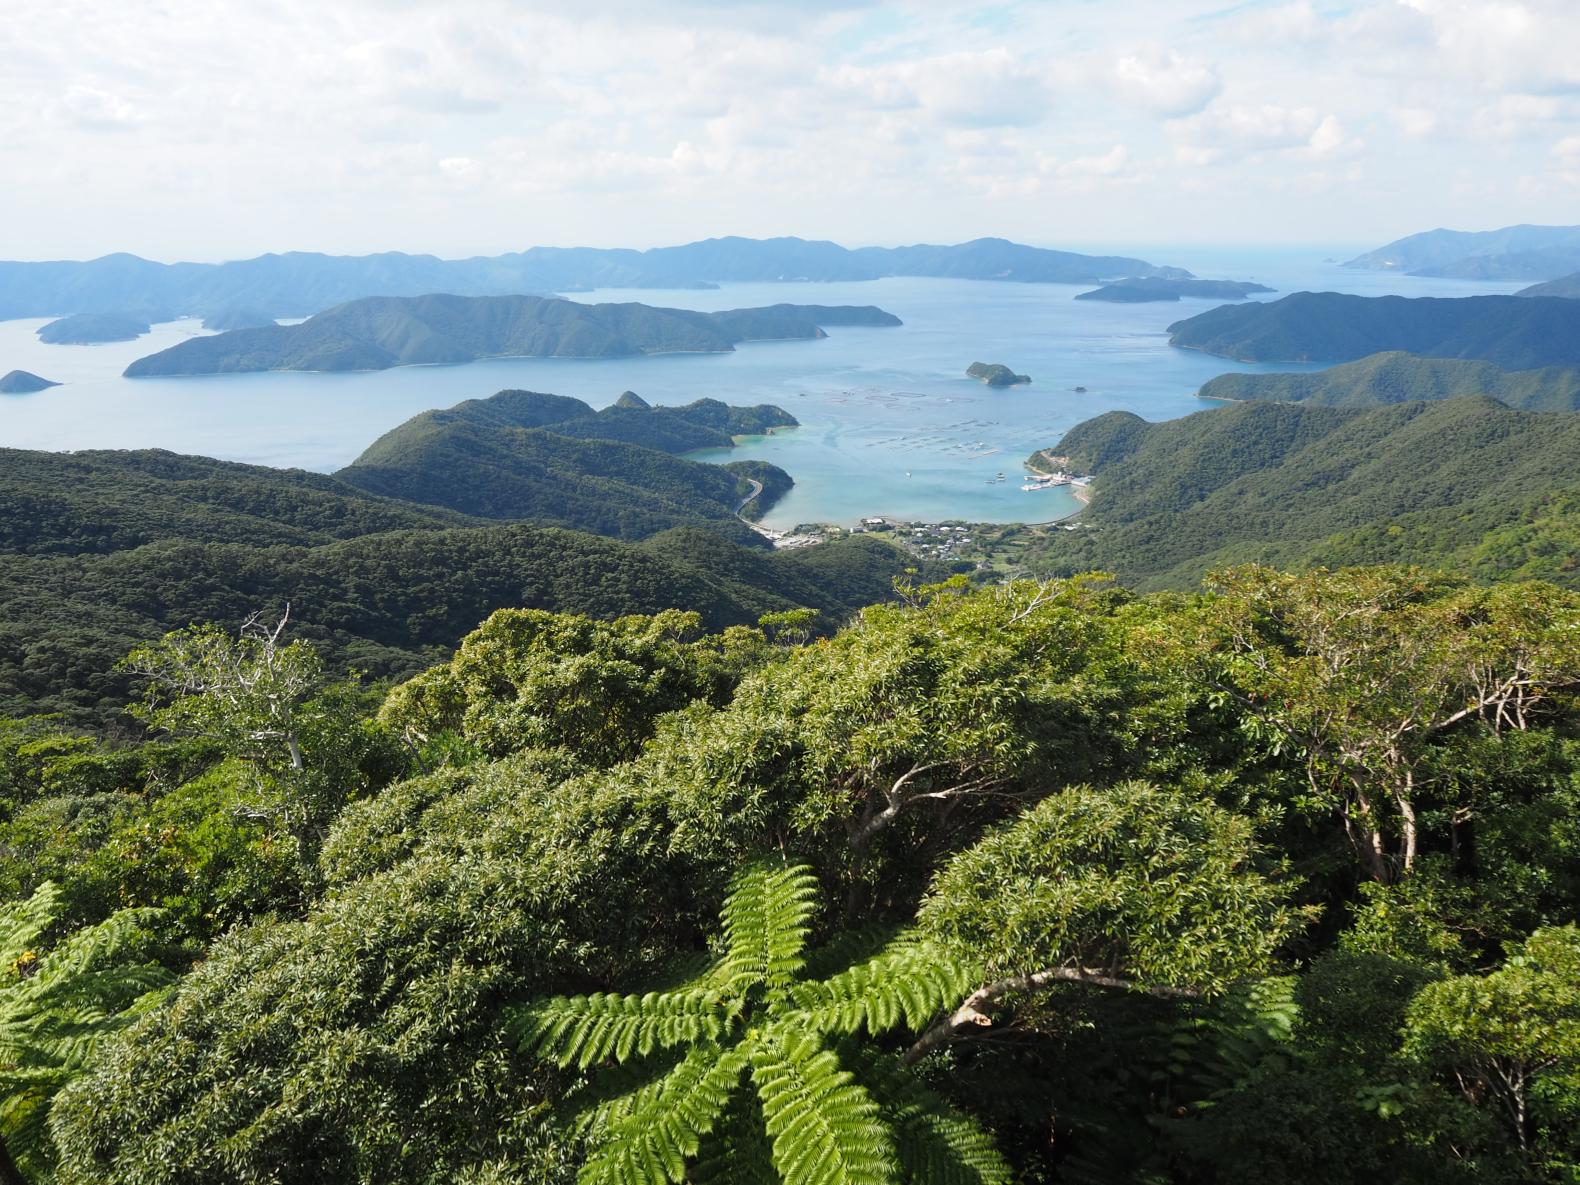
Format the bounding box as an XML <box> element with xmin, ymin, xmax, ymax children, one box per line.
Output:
<box><xmin>50</xmin><ymin>85</ymin><xmax>142</xmax><ymax>131</ymax></box>
<box><xmin>1058</xmin><ymin>145</ymin><xmax>1131</xmax><ymax>178</ymax></box>
<box><xmin>1112</xmin><ymin>47</ymin><xmax>1220</xmax><ymax>117</ymax></box>
<box><xmin>1</xmin><ymin>0</ymin><xmax>1578</xmax><ymax>257</ymax></box>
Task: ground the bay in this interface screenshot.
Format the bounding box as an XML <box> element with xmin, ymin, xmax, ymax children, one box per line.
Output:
<box><xmin>0</xmin><ymin>247</ymin><xmax>1527</xmax><ymax>529</ymax></box>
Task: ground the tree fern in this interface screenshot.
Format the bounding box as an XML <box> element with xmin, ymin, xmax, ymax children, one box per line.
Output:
<box><xmin>852</xmin><ymin>1048</ymin><xmax>1013</xmax><ymax>1185</ymax></box>
<box><xmin>508</xmin><ymin>861</ymin><xmax>996</xmax><ymax>1185</ymax></box>
<box><xmin>0</xmin><ymin>882</ymin><xmax>172</xmax><ymax>1182</ymax></box>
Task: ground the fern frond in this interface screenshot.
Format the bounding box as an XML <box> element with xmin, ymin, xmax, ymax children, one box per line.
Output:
<box><xmin>1167</xmin><ymin>976</ymin><xmax>1298</xmax><ymax>1102</ymax></box>
<box><xmin>578</xmin><ymin>1043</ymin><xmax>749</xmax><ymax>1185</ymax></box>
<box><xmin>718</xmin><ymin>863</ymin><xmax>820</xmax><ymax>998</ymax></box>
<box><xmin>751</xmin><ymin>1028</ymin><xmax>898</xmax><ymax>1185</ymax></box>
<box><xmin>0</xmin><ymin>881</ymin><xmax>62</xmax><ymax>964</ymax></box>
<box><xmin>790</xmin><ymin>936</ymin><xmax>977</xmax><ymax>1037</ymax></box>
<box><xmin>691</xmin><ymin>1092</ymin><xmax>779</xmax><ymax>1185</ymax></box>
<box><xmin>509</xmin><ymin>989</ymin><xmax>730</xmax><ymax>1071</ymax></box>
<box><xmin>0</xmin><ymin>1078</ymin><xmax>58</xmax><ymax>1181</ymax></box>
<box><xmin>852</xmin><ymin>1048</ymin><xmax>1013</xmax><ymax>1185</ymax></box>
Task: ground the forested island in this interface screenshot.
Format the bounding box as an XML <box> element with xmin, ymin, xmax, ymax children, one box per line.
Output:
<box><xmin>966</xmin><ymin>361</ymin><xmax>1031</xmax><ymax>386</ymax></box>
<box><xmin>36</xmin><ymin>312</ymin><xmax>151</xmax><ymax>344</ymax></box>
<box><xmin>1167</xmin><ymin>291</ymin><xmax>1580</xmax><ymax>366</ymax></box>
<box><xmin>122</xmin><ymin>295</ymin><xmax>902</xmax><ymax>375</ymax></box>
<box><xmin>1074</xmin><ymin>277</ymin><xmax>1274</xmax><ymax>302</ymax></box>
<box><xmin>0</xmin><ymin>369</ymin><xmax>60</xmax><ymax>393</ymax></box>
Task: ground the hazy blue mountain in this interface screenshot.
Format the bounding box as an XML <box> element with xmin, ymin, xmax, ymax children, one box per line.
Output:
<box><xmin>122</xmin><ymin>294</ymin><xmax>900</xmax><ymax>376</ymax></box>
<box><xmin>1167</xmin><ymin>292</ymin><xmax>1580</xmax><ymax>368</ymax></box>
<box><xmin>1073</xmin><ymin>277</ymin><xmax>1274</xmax><ymax>303</ymax></box>
<box><xmin>36</xmin><ymin>311</ymin><xmax>151</xmax><ymax>343</ymax></box>
<box><xmin>0</xmin><ymin>236</ymin><xmax>1190</xmax><ymax>321</ymax></box>
<box><xmin>201</xmin><ymin>306</ymin><xmax>277</xmax><ymax>330</ymax></box>
<box><xmin>1344</xmin><ymin>224</ymin><xmax>1580</xmax><ymax>279</ymax></box>
<box><xmin>1198</xmin><ymin>351</ymin><xmax>1580</xmax><ymax>411</ymax></box>
<box><xmin>0</xmin><ymin>369</ymin><xmax>59</xmax><ymax>393</ymax></box>
<box><xmin>1517</xmin><ymin>272</ymin><xmax>1580</xmax><ymax>298</ymax></box>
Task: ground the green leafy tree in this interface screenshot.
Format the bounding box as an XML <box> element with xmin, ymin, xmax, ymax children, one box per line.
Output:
<box><xmin>0</xmin><ymin>883</ymin><xmax>171</xmax><ymax>1184</ymax></box>
<box><xmin>1403</xmin><ymin>924</ymin><xmax>1580</xmax><ymax>1174</ymax></box>
<box><xmin>912</xmin><ymin>780</ymin><xmax>1302</xmax><ymax>1061</ymax></box>
<box><xmin>123</xmin><ymin>610</ymin><xmax>401</xmax><ymax>880</ymax></box>
<box><xmin>379</xmin><ymin>608</ymin><xmax>755</xmax><ymax>768</ymax></box>
<box><xmin>1198</xmin><ymin>567</ymin><xmax>1580</xmax><ymax>882</ymax></box>
<box><xmin>509</xmin><ymin>862</ymin><xmax>1007</xmax><ymax>1185</ymax></box>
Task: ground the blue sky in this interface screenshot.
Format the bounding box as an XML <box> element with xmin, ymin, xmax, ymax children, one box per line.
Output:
<box><xmin>4</xmin><ymin>0</ymin><xmax>1578</xmax><ymax>260</ymax></box>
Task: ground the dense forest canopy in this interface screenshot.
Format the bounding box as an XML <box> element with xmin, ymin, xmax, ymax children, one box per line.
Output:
<box><xmin>2</xmin><ymin>567</ymin><xmax>1576</xmax><ymax>1183</ymax></box>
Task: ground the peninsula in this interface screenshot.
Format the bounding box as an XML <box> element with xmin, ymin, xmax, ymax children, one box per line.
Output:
<box><xmin>122</xmin><ymin>294</ymin><xmax>902</xmax><ymax>376</ymax></box>
<box><xmin>1197</xmin><ymin>351</ymin><xmax>1580</xmax><ymax>412</ymax></box>
<box><xmin>1167</xmin><ymin>292</ymin><xmax>1580</xmax><ymax>368</ymax></box>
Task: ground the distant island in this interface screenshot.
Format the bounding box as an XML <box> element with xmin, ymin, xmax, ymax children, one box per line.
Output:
<box><xmin>967</xmin><ymin>362</ymin><xmax>1031</xmax><ymax>387</ymax></box>
<box><xmin>1198</xmin><ymin>351</ymin><xmax>1580</xmax><ymax>412</ymax></box>
<box><xmin>0</xmin><ymin>236</ymin><xmax>1195</xmax><ymax>321</ymax></box>
<box><xmin>122</xmin><ymin>294</ymin><xmax>902</xmax><ymax>376</ymax></box>
<box><xmin>1344</xmin><ymin>223</ymin><xmax>1580</xmax><ymax>281</ymax></box>
<box><xmin>1073</xmin><ymin>277</ymin><xmax>1274</xmax><ymax>303</ymax></box>
<box><xmin>201</xmin><ymin>306</ymin><xmax>278</xmax><ymax>331</ymax></box>
<box><xmin>0</xmin><ymin>369</ymin><xmax>60</xmax><ymax>393</ymax></box>
<box><xmin>37</xmin><ymin>312</ymin><xmax>151</xmax><ymax>344</ymax></box>
<box><xmin>1167</xmin><ymin>292</ymin><xmax>1580</xmax><ymax>368</ymax></box>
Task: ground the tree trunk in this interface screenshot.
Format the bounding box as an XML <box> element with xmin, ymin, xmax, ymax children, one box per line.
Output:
<box><xmin>0</xmin><ymin>1136</ymin><xmax>30</xmax><ymax>1185</ymax></box>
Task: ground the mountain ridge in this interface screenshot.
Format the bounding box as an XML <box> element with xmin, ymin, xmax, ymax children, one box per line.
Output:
<box><xmin>0</xmin><ymin>235</ymin><xmax>1193</xmax><ymax>321</ymax></box>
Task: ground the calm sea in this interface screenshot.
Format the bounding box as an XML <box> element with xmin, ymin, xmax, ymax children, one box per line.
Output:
<box><xmin>0</xmin><ymin>247</ymin><xmax>1527</xmax><ymax>529</ymax></box>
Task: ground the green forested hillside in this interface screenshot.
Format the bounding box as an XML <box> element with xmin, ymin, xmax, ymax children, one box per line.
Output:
<box><xmin>1198</xmin><ymin>351</ymin><xmax>1580</xmax><ymax>410</ymax></box>
<box><xmin>0</xmin><ymin>524</ymin><xmax>926</xmax><ymax>724</ymax></box>
<box><xmin>1030</xmin><ymin>396</ymin><xmax>1580</xmax><ymax>588</ymax></box>
<box><xmin>0</xmin><ymin>391</ymin><xmax>897</xmax><ymax>724</ymax></box>
<box><xmin>0</xmin><ymin>447</ymin><xmax>476</xmax><ymax>555</ymax></box>
<box><xmin>1168</xmin><ymin>292</ymin><xmax>1580</xmax><ymax>366</ymax></box>
<box><xmin>338</xmin><ymin>421</ymin><xmax>766</xmax><ymax>542</ymax></box>
<box><xmin>123</xmin><ymin>294</ymin><xmax>901</xmax><ymax>376</ymax></box>
<box><xmin>366</xmin><ymin>387</ymin><xmax>799</xmax><ymax>456</ymax></box>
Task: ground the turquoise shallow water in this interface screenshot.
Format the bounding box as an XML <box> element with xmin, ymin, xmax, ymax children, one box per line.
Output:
<box><xmin>0</xmin><ymin>248</ymin><xmax>1526</xmax><ymax>528</ymax></box>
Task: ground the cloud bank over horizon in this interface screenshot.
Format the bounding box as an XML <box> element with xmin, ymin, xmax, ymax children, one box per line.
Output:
<box><xmin>4</xmin><ymin>0</ymin><xmax>1578</xmax><ymax>261</ymax></box>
